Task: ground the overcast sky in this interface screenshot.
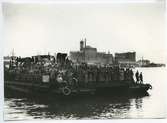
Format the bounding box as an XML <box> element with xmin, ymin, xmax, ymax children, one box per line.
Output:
<box><xmin>2</xmin><ymin>1</ymin><xmax>166</xmax><ymax>63</ymax></box>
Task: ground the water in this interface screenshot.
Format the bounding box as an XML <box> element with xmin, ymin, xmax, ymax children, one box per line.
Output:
<box><xmin>4</xmin><ymin>68</ymin><xmax>167</xmax><ymax>120</ymax></box>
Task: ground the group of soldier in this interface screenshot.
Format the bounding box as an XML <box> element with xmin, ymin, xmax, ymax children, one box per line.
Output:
<box><xmin>6</xmin><ymin>55</ymin><xmax>144</xmax><ymax>86</ymax></box>
<box><xmin>135</xmin><ymin>70</ymin><xmax>143</xmax><ymax>84</ymax></box>
<box><xmin>61</xmin><ymin>63</ymin><xmax>136</xmax><ymax>85</ymax></box>
<box><xmin>48</xmin><ymin>61</ymin><xmax>146</xmax><ymax>86</ymax></box>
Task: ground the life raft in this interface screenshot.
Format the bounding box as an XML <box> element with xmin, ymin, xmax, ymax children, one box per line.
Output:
<box><xmin>62</xmin><ymin>86</ymin><xmax>71</xmax><ymax>96</ymax></box>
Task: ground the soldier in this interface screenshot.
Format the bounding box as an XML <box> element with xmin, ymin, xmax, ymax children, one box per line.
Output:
<box><xmin>126</xmin><ymin>68</ymin><xmax>130</xmax><ymax>81</ymax></box>
<box><xmin>107</xmin><ymin>67</ymin><xmax>111</xmax><ymax>82</ymax></box>
<box><xmin>78</xmin><ymin>65</ymin><xmax>83</xmax><ymax>87</ymax></box>
<box><xmin>98</xmin><ymin>66</ymin><xmax>102</xmax><ymax>82</ymax></box>
<box><xmin>135</xmin><ymin>70</ymin><xmax>139</xmax><ymax>83</ymax></box>
<box><xmin>119</xmin><ymin>68</ymin><xmax>124</xmax><ymax>81</ymax></box>
<box><xmin>113</xmin><ymin>67</ymin><xmax>117</xmax><ymax>81</ymax></box>
<box><xmin>50</xmin><ymin>69</ymin><xmax>55</xmax><ymax>82</ymax></box>
<box><xmin>115</xmin><ymin>66</ymin><xmax>120</xmax><ymax>81</ymax></box>
<box><xmin>139</xmin><ymin>72</ymin><xmax>143</xmax><ymax>84</ymax></box>
<box><xmin>106</xmin><ymin>67</ymin><xmax>109</xmax><ymax>82</ymax></box>
<box><xmin>104</xmin><ymin>67</ymin><xmax>108</xmax><ymax>82</ymax></box>
<box><xmin>93</xmin><ymin>66</ymin><xmax>97</xmax><ymax>82</ymax></box>
<box><xmin>84</xmin><ymin>68</ymin><xmax>88</xmax><ymax>87</ymax></box>
<box><xmin>96</xmin><ymin>66</ymin><xmax>100</xmax><ymax>82</ymax></box>
<box><xmin>102</xmin><ymin>67</ymin><xmax>105</xmax><ymax>82</ymax></box>
<box><xmin>124</xmin><ymin>68</ymin><xmax>127</xmax><ymax>81</ymax></box>
<box><xmin>109</xmin><ymin>67</ymin><xmax>113</xmax><ymax>81</ymax></box>
<box><xmin>87</xmin><ymin>66</ymin><xmax>92</xmax><ymax>82</ymax></box>
<box><xmin>129</xmin><ymin>69</ymin><xmax>134</xmax><ymax>82</ymax></box>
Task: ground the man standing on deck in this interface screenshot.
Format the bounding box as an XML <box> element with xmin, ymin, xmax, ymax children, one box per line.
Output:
<box><xmin>129</xmin><ymin>69</ymin><xmax>134</xmax><ymax>82</ymax></box>
<box><xmin>139</xmin><ymin>72</ymin><xmax>143</xmax><ymax>84</ymax></box>
<box><xmin>135</xmin><ymin>70</ymin><xmax>139</xmax><ymax>83</ymax></box>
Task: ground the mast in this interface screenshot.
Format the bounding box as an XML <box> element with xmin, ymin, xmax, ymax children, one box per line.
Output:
<box><xmin>84</xmin><ymin>38</ymin><xmax>87</xmax><ymax>63</ymax></box>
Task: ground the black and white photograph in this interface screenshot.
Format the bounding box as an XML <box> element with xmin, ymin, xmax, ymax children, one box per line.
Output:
<box><xmin>1</xmin><ymin>0</ymin><xmax>167</xmax><ymax>121</ymax></box>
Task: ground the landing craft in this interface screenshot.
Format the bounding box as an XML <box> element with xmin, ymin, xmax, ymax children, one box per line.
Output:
<box><xmin>4</xmin><ymin>53</ymin><xmax>152</xmax><ymax>97</ymax></box>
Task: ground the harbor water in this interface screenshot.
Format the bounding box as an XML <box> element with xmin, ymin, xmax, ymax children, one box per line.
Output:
<box><xmin>4</xmin><ymin>67</ymin><xmax>167</xmax><ymax>120</ymax></box>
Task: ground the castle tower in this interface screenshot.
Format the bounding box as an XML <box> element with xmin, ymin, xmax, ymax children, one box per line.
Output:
<box><xmin>80</xmin><ymin>40</ymin><xmax>84</xmax><ymax>51</ymax></box>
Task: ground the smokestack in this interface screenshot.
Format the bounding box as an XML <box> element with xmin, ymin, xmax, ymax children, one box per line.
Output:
<box><xmin>84</xmin><ymin>38</ymin><xmax>86</xmax><ymax>48</ymax></box>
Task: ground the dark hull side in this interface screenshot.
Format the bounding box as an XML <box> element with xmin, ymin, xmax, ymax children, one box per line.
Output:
<box><xmin>4</xmin><ymin>80</ymin><xmax>151</xmax><ymax>98</ymax></box>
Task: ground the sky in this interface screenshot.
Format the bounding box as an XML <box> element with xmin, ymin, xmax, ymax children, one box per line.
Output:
<box><xmin>2</xmin><ymin>1</ymin><xmax>167</xmax><ymax>63</ymax></box>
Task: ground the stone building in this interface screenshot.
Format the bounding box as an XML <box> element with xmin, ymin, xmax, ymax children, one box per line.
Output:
<box><xmin>70</xmin><ymin>39</ymin><xmax>114</xmax><ymax>65</ymax></box>
<box><xmin>114</xmin><ymin>52</ymin><xmax>137</xmax><ymax>67</ymax></box>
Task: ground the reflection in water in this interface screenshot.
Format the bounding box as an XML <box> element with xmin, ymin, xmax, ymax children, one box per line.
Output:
<box><xmin>5</xmin><ymin>95</ymin><xmax>135</xmax><ymax>120</ymax></box>
<box><xmin>135</xmin><ymin>98</ymin><xmax>143</xmax><ymax>109</ymax></box>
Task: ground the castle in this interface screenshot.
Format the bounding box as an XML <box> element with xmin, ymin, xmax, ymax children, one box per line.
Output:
<box><xmin>69</xmin><ymin>39</ymin><xmax>114</xmax><ymax>65</ymax></box>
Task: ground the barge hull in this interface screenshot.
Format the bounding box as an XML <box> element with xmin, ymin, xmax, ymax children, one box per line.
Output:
<box><xmin>4</xmin><ymin>81</ymin><xmax>150</xmax><ymax>97</ymax></box>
